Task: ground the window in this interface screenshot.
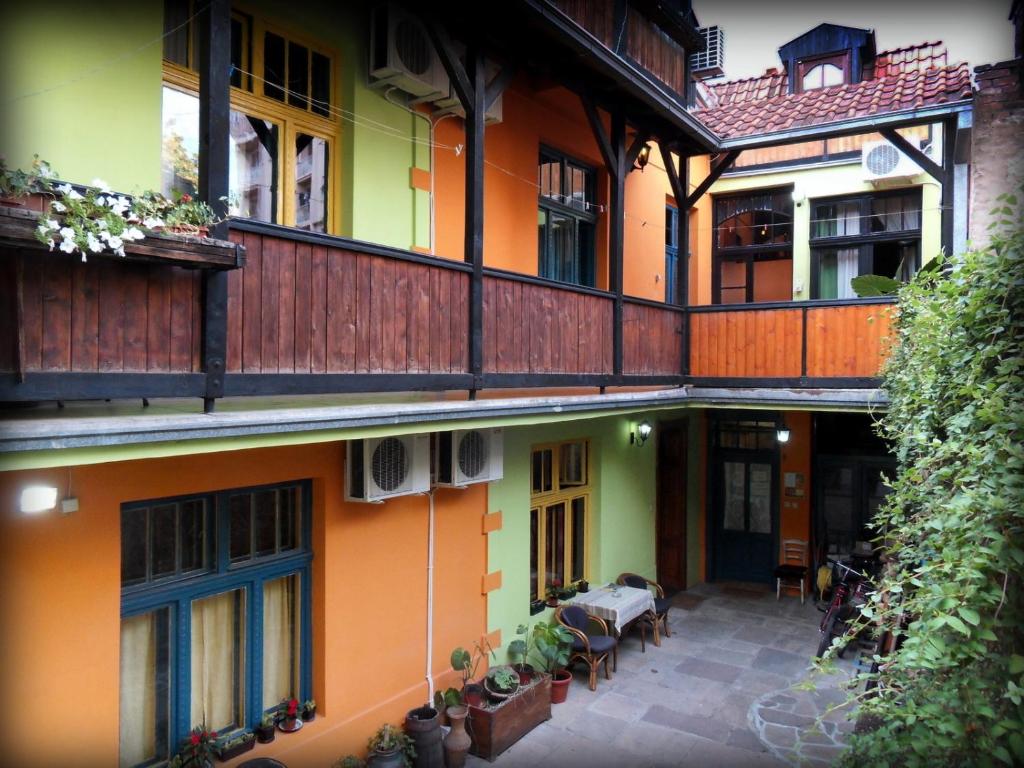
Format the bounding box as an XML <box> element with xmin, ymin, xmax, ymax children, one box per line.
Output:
<box><xmin>712</xmin><ymin>189</ymin><xmax>793</xmax><ymax>304</ymax></box>
<box><xmin>119</xmin><ymin>482</ymin><xmax>311</xmax><ymax>768</ymax></box>
<box><xmin>810</xmin><ymin>190</ymin><xmax>922</xmax><ymax>299</ymax></box>
<box><xmin>798</xmin><ymin>54</ymin><xmax>849</xmax><ymax>92</ymax></box>
<box><xmin>529</xmin><ymin>441</ymin><xmax>590</xmax><ymax>601</ymax></box>
<box><xmin>538</xmin><ymin>149</ymin><xmax>597</xmax><ymax>287</ymax></box>
<box><xmin>665</xmin><ymin>205</ymin><xmax>679</xmax><ymax>304</ymax></box>
<box><xmin>161</xmin><ymin>1</ymin><xmax>335</xmax><ymax>232</ymax></box>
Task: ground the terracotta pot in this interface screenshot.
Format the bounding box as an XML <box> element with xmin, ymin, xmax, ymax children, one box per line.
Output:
<box><xmin>443</xmin><ymin>705</ymin><xmax>471</xmax><ymax>768</ymax></box>
<box><xmin>514</xmin><ymin>663</ymin><xmax>535</xmax><ymax>685</ymax></box>
<box><xmin>550</xmin><ymin>670</ymin><xmax>572</xmax><ymax>704</ymax></box>
<box><xmin>463</xmin><ymin>683</ymin><xmax>484</xmax><ymax>708</ymax></box>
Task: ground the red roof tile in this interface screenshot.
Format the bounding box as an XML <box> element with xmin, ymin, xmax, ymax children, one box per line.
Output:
<box><xmin>695</xmin><ymin>57</ymin><xmax>971</xmax><ymax>140</ymax></box>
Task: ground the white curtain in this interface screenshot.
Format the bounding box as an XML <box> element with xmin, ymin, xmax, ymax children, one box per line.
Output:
<box><xmin>191</xmin><ymin>590</ymin><xmax>245</xmax><ymax>731</ymax></box>
<box><xmin>120</xmin><ymin>613</ymin><xmax>158</xmax><ymax>768</ymax></box>
<box><xmin>836</xmin><ymin>248</ymin><xmax>859</xmax><ymax>299</ymax></box>
<box><xmin>263</xmin><ymin>575</ymin><xmax>299</xmax><ymax>710</ymax></box>
<box><xmin>838</xmin><ymin>202</ymin><xmax>860</xmax><ymax>236</ymax></box>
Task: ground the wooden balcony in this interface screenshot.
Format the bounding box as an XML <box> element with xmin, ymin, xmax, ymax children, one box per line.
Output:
<box><xmin>0</xmin><ymin>218</ymin><xmax>893</xmax><ymax>406</ymax></box>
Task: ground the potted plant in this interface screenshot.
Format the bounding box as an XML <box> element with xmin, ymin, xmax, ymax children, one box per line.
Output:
<box><xmin>215</xmin><ymin>731</ymin><xmax>256</xmax><ymax>761</ymax></box>
<box><xmin>576</xmin><ymin>579</ymin><xmax>590</xmax><ymax>593</ymax></box>
<box><xmin>367</xmin><ymin>723</ymin><xmax>415</xmax><ymax>768</ymax></box>
<box><xmin>302</xmin><ymin>698</ymin><xmax>317</xmax><ymax>722</ymax></box>
<box><xmin>450</xmin><ymin>639</ymin><xmax>494</xmax><ymax>708</ymax></box>
<box><xmin>254</xmin><ymin>711</ymin><xmax>277</xmax><ymax>743</ymax></box>
<box><xmin>333</xmin><ymin>757</ymin><xmax>366</xmax><ymax>768</ymax></box>
<box><xmin>0</xmin><ymin>155</ymin><xmax>54</xmax><ymax>206</ymax></box>
<box><xmin>545</xmin><ymin>578</ymin><xmax>562</xmax><ymax>607</ymax></box>
<box><xmin>163</xmin><ymin>192</ymin><xmax>216</xmax><ymax>236</ymax></box>
<box><xmin>531</xmin><ymin>621</ymin><xmax>574</xmax><ymax>704</ymax></box>
<box><xmin>483</xmin><ymin>665</ymin><xmax>520</xmax><ymax>701</ymax></box>
<box><xmin>432</xmin><ymin>686</ymin><xmax>462</xmax><ymax>724</ymax></box>
<box><xmin>507</xmin><ymin>623</ymin><xmax>536</xmax><ymax>684</ymax></box>
<box><xmin>557</xmin><ymin>584</ymin><xmax>577</xmax><ymax>600</ymax></box>
<box><xmin>173</xmin><ymin>724</ymin><xmax>218</xmax><ymax>767</ymax></box>
<box><xmin>278</xmin><ymin>697</ymin><xmax>302</xmax><ymax>732</ymax></box>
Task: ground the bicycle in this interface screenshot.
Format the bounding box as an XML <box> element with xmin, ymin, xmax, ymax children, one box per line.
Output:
<box><xmin>815</xmin><ymin>558</ymin><xmax>873</xmax><ymax>658</ymax></box>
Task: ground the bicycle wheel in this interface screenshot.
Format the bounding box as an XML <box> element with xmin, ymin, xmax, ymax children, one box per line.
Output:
<box><xmin>816</xmin><ymin>613</ymin><xmax>839</xmax><ymax>657</ymax></box>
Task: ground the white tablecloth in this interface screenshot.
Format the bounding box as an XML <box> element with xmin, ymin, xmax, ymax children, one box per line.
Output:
<box><xmin>567</xmin><ymin>584</ymin><xmax>656</xmax><ymax>634</ymax></box>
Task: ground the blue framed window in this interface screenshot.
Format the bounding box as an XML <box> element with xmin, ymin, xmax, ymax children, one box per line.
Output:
<box><xmin>119</xmin><ymin>481</ymin><xmax>313</xmax><ymax>768</ymax></box>
<box><xmin>665</xmin><ymin>205</ymin><xmax>679</xmax><ymax>304</ymax></box>
<box><xmin>538</xmin><ymin>148</ymin><xmax>597</xmax><ymax>287</ymax></box>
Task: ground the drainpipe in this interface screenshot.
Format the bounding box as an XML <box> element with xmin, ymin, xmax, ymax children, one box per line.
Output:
<box><xmin>425</xmin><ymin>489</ymin><xmax>436</xmax><ymax>702</ymax></box>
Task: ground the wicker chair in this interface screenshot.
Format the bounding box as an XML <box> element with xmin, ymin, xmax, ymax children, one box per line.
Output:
<box><xmin>618</xmin><ymin>572</ymin><xmax>672</xmax><ymax>642</ymax></box>
<box><xmin>555</xmin><ymin>605</ymin><xmax>618</xmax><ymax>691</ymax></box>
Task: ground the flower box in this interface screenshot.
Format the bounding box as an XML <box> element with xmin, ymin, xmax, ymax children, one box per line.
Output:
<box><xmin>467</xmin><ymin>673</ymin><xmax>551</xmax><ymax>762</ymax></box>
<box><xmin>215</xmin><ymin>733</ymin><xmax>256</xmax><ymax>761</ymax></box>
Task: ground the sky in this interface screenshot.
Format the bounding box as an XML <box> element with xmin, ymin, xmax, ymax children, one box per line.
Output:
<box><xmin>690</xmin><ymin>0</ymin><xmax>1015</xmax><ymax>81</ymax></box>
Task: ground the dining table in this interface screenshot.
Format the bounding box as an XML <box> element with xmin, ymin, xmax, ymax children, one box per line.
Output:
<box><xmin>566</xmin><ymin>583</ymin><xmax>660</xmax><ymax>645</ymax></box>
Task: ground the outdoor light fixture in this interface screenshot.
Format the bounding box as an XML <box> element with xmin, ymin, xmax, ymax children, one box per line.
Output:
<box><xmin>631</xmin><ymin>420</ymin><xmax>653</xmax><ymax>447</ymax></box>
<box><xmin>776</xmin><ymin>422</ymin><xmax>791</xmax><ymax>444</ymax></box>
<box><xmin>634</xmin><ymin>143</ymin><xmax>652</xmax><ymax>172</ymax></box>
<box><xmin>20</xmin><ymin>485</ymin><xmax>58</xmax><ymax>514</ymax></box>
<box><xmin>791</xmin><ymin>187</ymin><xmax>806</xmax><ymax>207</ymax></box>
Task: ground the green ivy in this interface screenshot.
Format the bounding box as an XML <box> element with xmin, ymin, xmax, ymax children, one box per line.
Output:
<box><xmin>836</xmin><ymin>194</ymin><xmax>1024</xmax><ymax>767</ymax></box>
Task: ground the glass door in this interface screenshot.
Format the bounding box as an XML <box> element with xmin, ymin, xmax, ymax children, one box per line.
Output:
<box><xmin>714</xmin><ymin>451</ymin><xmax>777</xmax><ymax>582</ymax></box>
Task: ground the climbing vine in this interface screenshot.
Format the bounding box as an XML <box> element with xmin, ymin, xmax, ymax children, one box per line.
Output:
<box><xmin>837</xmin><ymin>194</ymin><xmax>1024</xmax><ymax>766</ymax></box>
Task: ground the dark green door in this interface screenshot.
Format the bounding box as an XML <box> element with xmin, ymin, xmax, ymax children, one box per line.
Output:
<box><xmin>713</xmin><ymin>450</ymin><xmax>776</xmax><ymax>582</ymax></box>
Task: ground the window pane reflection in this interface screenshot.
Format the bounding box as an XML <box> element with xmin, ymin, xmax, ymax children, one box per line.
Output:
<box><xmin>229</xmin><ymin>112</ymin><xmax>278</xmax><ymax>222</ymax></box>
<box><xmin>295</xmin><ymin>134</ymin><xmax>328</xmax><ymax>232</ymax></box>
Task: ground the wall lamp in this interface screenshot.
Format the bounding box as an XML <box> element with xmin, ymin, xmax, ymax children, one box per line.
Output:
<box><xmin>791</xmin><ymin>187</ymin><xmax>806</xmax><ymax>207</ymax></box>
<box><xmin>776</xmin><ymin>420</ymin><xmax>791</xmax><ymax>444</ymax></box>
<box><xmin>631</xmin><ymin>420</ymin><xmax>653</xmax><ymax>447</ymax></box>
<box><xmin>20</xmin><ymin>485</ymin><xmax>58</xmax><ymax>514</ymax></box>
<box><xmin>634</xmin><ymin>143</ymin><xmax>652</xmax><ymax>172</ymax></box>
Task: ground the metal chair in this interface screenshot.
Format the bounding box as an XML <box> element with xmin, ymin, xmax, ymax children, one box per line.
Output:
<box><xmin>555</xmin><ymin>605</ymin><xmax>618</xmax><ymax>691</ymax></box>
<box><xmin>618</xmin><ymin>572</ymin><xmax>671</xmax><ymax>641</ymax></box>
<box><xmin>773</xmin><ymin>539</ymin><xmax>809</xmax><ymax>603</ymax></box>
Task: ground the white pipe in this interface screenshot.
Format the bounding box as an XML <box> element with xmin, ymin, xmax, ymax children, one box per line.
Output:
<box><xmin>425</xmin><ymin>489</ymin><xmax>436</xmax><ymax>702</ymax></box>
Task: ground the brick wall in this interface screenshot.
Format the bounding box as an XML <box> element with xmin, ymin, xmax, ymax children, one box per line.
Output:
<box><xmin>970</xmin><ymin>59</ymin><xmax>1024</xmax><ymax>242</ymax></box>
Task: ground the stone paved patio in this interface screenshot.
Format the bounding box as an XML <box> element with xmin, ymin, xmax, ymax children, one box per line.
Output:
<box><xmin>466</xmin><ymin>583</ymin><xmax>859</xmax><ymax>767</ymax></box>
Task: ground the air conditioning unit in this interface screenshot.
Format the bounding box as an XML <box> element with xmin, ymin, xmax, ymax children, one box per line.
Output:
<box><xmin>862</xmin><ymin>138</ymin><xmax>923</xmax><ymax>182</ymax></box>
<box><xmin>346</xmin><ymin>435</ymin><xmax>431</xmax><ymax>502</ymax></box>
<box><xmin>434</xmin><ymin>428</ymin><xmax>504</xmax><ymax>487</ymax></box>
<box><xmin>369</xmin><ymin>4</ymin><xmax>448</xmax><ymax>100</ymax></box>
<box><xmin>430</xmin><ymin>47</ymin><xmax>504</xmax><ymax>124</ymax></box>
<box><xmin>690</xmin><ymin>26</ymin><xmax>725</xmax><ymax>79</ymax></box>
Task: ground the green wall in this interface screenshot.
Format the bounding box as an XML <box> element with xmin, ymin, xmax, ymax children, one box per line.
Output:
<box><xmin>485</xmin><ymin>412</ymin><xmax>660</xmax><ymax>661</ymax></box>
<box><xmin>1</xmin><ymin>2</ymin><xmax>163</xmax><ymax>192</ymax></box>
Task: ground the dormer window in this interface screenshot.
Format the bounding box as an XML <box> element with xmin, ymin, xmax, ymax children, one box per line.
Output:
<box><xmin>798</xmin><ymin>54</ymin><xmax>849</xmax><ymax>91</ymax></box>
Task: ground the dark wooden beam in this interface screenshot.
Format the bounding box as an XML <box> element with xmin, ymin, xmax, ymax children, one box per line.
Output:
<box><xmin>581</xmin><ymin>95</ymin><xmax>618</xmax><ymax>176</ymax></box>
<box><xmin>484</xmin><ymin>64</ymin><xmax>516</xmax><ymax>112</ymax></box>
<box><xmin>197</xmin><ymin>0</ymin><xmax>231</xmax><ymax>413</ymax></box>
<box><xmin>683</xmin><ymin>149</ymin><xmax>741</xmax><ymax>209</ymax></box>
<box><xmin>465</xmin><ymin>46</ymin><xmax>487</xmax><ymax>388</ymax></box>
<box><xmin>426</xmin><ymin>21</ymin><xmax>473</xmax><ymax>109</ymax></box>
<box><xmin>610</xmin><ymin>110</ymin><xmax>627</xmax><ymax>376</ymax></box>
<box><xmin>879</xmin><ymin>128</ymin><xmax>944</xmax><ymax>182</ymax></box>
<box><xmin>659</xmin><ymin>143</ymin><xmax>685</xmax><ymax>201</ymax></box>
<box><xmin>940</xmin><ymin>117</ymin><xmax>957</xmax><ymax>257</ymax></box>
<box><xmin>625</xmin><ymin>132</ymin><xmax>651</xmax><ymax>172</ymax></box>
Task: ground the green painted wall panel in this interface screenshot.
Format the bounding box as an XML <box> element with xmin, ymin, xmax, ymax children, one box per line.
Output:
<box><xmin>1</xmin><ymin>2</ymin><xmax>163</xmax><ymax>192</ymax></box>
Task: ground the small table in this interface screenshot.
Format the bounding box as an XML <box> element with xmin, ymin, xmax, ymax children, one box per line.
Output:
<box><xmin>568</xmin><ymin>584</ymin><xmax>659</xmax><ymax>644</ymax></box>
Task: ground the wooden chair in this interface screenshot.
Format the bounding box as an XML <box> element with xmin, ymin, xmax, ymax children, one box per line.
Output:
<box><xmin>774</xmin><ymin>539</ymin><xmax>809</xmax><ymax>603</ymax></box>
<box><xmin>618</xmin><ymin>572</ymin><xmax>671</xmax><ymax>641</ymax></box>
<box><xmin>555</xmin><ymin>605</ymin><xmax>618</xmax><ymax>691</ymax></box>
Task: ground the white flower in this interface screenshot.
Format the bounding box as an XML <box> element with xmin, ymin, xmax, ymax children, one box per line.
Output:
<box><xmin>59</xmin><ymin>226</ymin><xmax>76</xmax><ymax>241</ymax></box>
<box><xmin>106</xmin><ymin>195</ymin><xmax>130</xmax><ymax>215</ymax></box>
<box><xmin>91</xmin><ymin>178</ymin><xmax>111</xmax><ymax>193</ymax></box>
<box><xmin>51</xmin><ymin>201</ymin><xmax>66</xmax><ymax>213</ymax></box>
<box><xmin>46</xmin><ymin>218</ymin><xmax>59</xmax><ymax>230</ymax></box>
<box><xmin>37</xmin><ymin>220</ymin><xmax>59</xmax><ymax>237</ymax></box>
<box><xmin>112</xmin><ymin>246</ymin><xmax>125</xmax><ymax>257</ymax></box>
<box><xmin>97</xmin><ymin>219</ymin><xmax>108</xmax><ymax>230</ymax></box>
<box><xmin>38</xmin><ymin>163</ymin><xmax>55</xmax><ymax>179</ymax></box>
<box><xmin>123</xmin><ymin>226</ymin><xmax>145</xmax><ymax>241</ymax></box>
<box><xmin>143</xmin><ymin>217</ymin><xmax>164</xmax><ymax>229</ymax></box>
<box><xmin>86</xmin><ymin>232</ymin><xmax>103</xmax><ymax>253</ymax></box>
<box><xmin>67</xmin><ymin>188</ymin><xmax>83</xmax><ymax>201</ymax></box>
<box><xmin>107</xmin><ymin>235</ymin><xmax>123</xmax><ymax>251</ymax></box>
<box><xmin>59</xmin><ymin>238</ymin><xmax>77</xmax><ymax>254</ymax></box>
<box><xmin>55</xmin><ymin>183</ymin><xmax>72</xmax><ymax>195</ymax></box>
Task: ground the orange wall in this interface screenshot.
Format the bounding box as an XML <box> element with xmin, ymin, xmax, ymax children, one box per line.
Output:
<box><xmin>433</xmin><ymin>77</ymin><xmax>712</xmax><ymax>304</ymax></box>
<box><xmin>778</xmin><ymin>411</ymin><xmax>812</xmax><ymax>562</ymax></box>
<box><xmin>0</xmin><ymin>445</ymin><xmax>487</xmax><ymax>767</ymax></box>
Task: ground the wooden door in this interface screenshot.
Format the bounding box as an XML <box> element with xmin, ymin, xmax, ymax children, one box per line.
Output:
<box><xmin>656</xmin><ymin>421</ymin><xmax>688</xmax><ymax>592</ymax></box>
<box><xmin>713</xmin><ymin>450</ymin><xmax>777</xmax><ymax>583</ymax></box>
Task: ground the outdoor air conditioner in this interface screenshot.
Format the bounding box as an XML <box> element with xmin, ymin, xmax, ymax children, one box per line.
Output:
<box><xmin>690</xmin><ymin>26</ymin><xmax>725</xmax><ymax>79</ymax></box>
<box><xmin>346</xmin><ymin>434</ymin><xmax>431</xmax><ymax>502</ymax></box>
<box><xmin>434</xmin><ymin>428</ymin><xmax>504</xmax><ymax>487</ymax></box>
<box><xmin>369</xmin><ymin>3</ymin><xmax>448</xmax><ymax>99</ymax></box>
<box><xmin>862</xmin><ymin>138</ymin><xmax>923</xmax><ymax>182</ymax></box>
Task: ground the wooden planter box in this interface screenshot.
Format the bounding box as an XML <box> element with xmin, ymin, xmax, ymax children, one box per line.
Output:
<box><xmin>0</xmin><ymin>204</ymin><xmax>245</xmax><ymax>269</ymax></box>
<box><xmin>468</xmin><ymin>673</ymin><xmax>551</xmax><ymax>762</ymax></box>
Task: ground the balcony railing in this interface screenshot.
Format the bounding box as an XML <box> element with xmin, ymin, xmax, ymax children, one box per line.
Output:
<box><xmin>0</xmin><ymin>218</ymin><xmax>894</xmax><ymax>405</ymax></box>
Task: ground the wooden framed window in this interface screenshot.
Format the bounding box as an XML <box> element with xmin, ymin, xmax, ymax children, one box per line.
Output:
<box><xmin>665</xmin><ymin>205</ymin><xmax>679</xmax><ymax>304</ymax></box>
<box><xmin>120</xmin><ymin>481</ymin><xmax>312</xmax><ymax>768</ymax></box>
<box><xmin>538</xmin><ymin>148</ymin><xmax>597</xmax><ymax>287</ymax></box>
<box><xmin>160</xmin><ymin>1</ymin><xmax>337</xmax><ymax>233</ymax></box>
<box><xmin>712</xmin><ymin>188</ymin><xmax>794</xmax><ymax>304</ymax></box>
<box><xmin>529</xmin><ymin>440</ymin><xmax>590</xmax><ymax>601</ymax></box>
<box><xmin>798</xmin><ymin>53</ymin><xmax>849</xmax><ymax>92</ymax></box>
<box><xmin>809</xmin><ymin>189</ymin><xmax>922</xmax><ymax>299</ymax></box>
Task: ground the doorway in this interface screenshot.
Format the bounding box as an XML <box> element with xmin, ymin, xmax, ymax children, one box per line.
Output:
<box><xmin>656</xmin><ymin>420</ymin><xmax>687</xmax><ymax>592</ymax></box>
<box><xmin>708</xmin><ymin>416</ymin><xmax>779</xmax><ymax>583</ymax></box>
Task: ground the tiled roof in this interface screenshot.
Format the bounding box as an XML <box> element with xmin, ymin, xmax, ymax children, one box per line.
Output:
<box><xmin>695</xmin><ymin>41</ymin><xmax>971</xmax><ymax>139</ymax></box>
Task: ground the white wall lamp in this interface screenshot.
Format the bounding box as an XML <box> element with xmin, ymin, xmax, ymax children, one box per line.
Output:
<box><xmin>776</xmin><ymin>420</ymin><xmax>791</xmax><ymax>444</ymax></box>
<box><xmin>631</xmin><ymin>420</ymin><xmax>653</xmax><ymax>447</ymax></box>
<box><xmin>791</xmin><ymin>187</ymin><xmax>806</xmax><ymax>207</ymax></box>
<box><xmin>20</xmin><ymin>485</ymin><xmax>58</xmax><ymax>514</ymax></box>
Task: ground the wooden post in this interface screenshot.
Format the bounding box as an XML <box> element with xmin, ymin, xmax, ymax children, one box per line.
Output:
<box><xmin>941</xmin><ymin>117</ymin><xmax>957</xmax><ymax>258</ymax></box>
<box><xmin>659</xmin><ymin>144</ymin><xmax>690</xmax><ymax>376</ymax></box>
<box><xmin>466</xmin><ymin>46</ymin><xmax>486</xmax><ymax>393</ymax></box>
<box><xmin>198</xmin><ymin>0</ymin><xmax>231</xmax><ymax>413</ymax></box>
<box><xmin>610</xmin><ymin>110</ymin><xmax>626</xmax><ymax>377</ymax></box>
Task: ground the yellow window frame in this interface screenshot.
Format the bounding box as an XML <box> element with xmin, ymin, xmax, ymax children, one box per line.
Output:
<box><xmin>530</xmin><ymin>440</ymin><xmax>592</xmax><ymax>601</ymax></box>
<box><xmin>160</xmin><ymin>6</ymin><xmax>341</xmax><ymax>233</ymax></box>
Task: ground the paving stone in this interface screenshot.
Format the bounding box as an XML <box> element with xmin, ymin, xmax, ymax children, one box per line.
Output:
<box><xmin>800</xmin><ymin>743</ymin><xmax>847</xmax><ymax>762</ymax></box>
<box><xmin>762</xmin><ymin>723</ymin><xmax>800</xmax><ymax>751</ymax></box>
<box><xmin>564</xmin><ymin>709</ymin><xmax>629</xmax><ymax>742</ymax></box>
<box><xmin>753</xmin><ymin>647</ymin><xmax>813</xmax><ymax>677</ymax></box>
<box><xmin>587</xmin><ymin>691</ymin><xmax>650</xmax><ymax>723</ymax></box>
<box><xmin>675</xmin><ymin>657</ymin><xmax>744</xmax><ymax>683</ymax></box>
<box><xmin>641</xmin><ymin>704</ymin><xmax>733</xmax><ymax>741</ymax></box>
<box><xmin>762</xmin><ymin>694</ymin><xmax>796</xmax><ymax>709</ymax></box>
<box><xmin>760</xmin><ymin>708</ymin><xmax>818</xmax><ymax>729</ymax></box>
<box><xmin>727</xmin><ymin>725</ymin><xmax>774</xmax><ymax>753</ymax></box>
<box><xmin>687</xmin><ymin>738</ymin><xmax>787</xmax><ymax>767</ymax></box>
